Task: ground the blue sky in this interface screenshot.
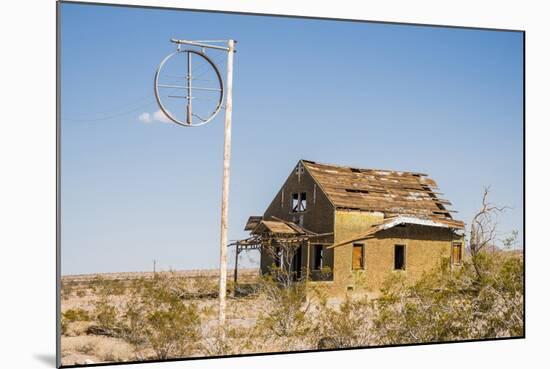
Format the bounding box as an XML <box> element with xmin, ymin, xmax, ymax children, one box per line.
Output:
<box><xmin>60</xmin><ymin>3</ymin><xmax>523</xmax><ymax>275</ymax></box>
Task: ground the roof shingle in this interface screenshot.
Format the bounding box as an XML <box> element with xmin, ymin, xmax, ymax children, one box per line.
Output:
<box><xmin>302</xmin><ymin>160</ymin><xmax>461</xmax><ymax>223</ymax></box>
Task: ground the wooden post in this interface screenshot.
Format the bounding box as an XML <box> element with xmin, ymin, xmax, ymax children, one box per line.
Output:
<box><xmin>306</xmin><ymin>240</ymin><xmax>310</xmax><ymax>281</ymax></box>
<box><xmin>218</xmin><ymin>39</ymin><xmax>235</xmax><ymax>330</ymax></box>
<box><xmin>233</xmin><ymin>244</ymin><xmax>239</xmax><ymax>296</ymax></box>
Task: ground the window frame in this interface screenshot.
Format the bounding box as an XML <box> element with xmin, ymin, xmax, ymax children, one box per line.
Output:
<box><xmin>352</xmin><ymin>243</ymin><xmax>365</xmax><ymax>270</ymax></box>
<box><xmin>452</xmin><ymin>242</ymin><xmax>463</xmax><ymax>265</ymax></box>
<box><xmin>394</xmin><ymin>244</ymin><xmax>406</xmax><ymax>271</ymax></box>
<box><xmin>290</xmin><ymin>192</ymin><xmax>307</xmax><ymax>213</ymax></box>
<box><xmin>313</xmin><ymin>244</ymin><xmax>323</xmax><ymax>270</ymax></box>
<box><xmin>299</xmin><ymin>192</ymin><xmax>307</xmax><ymax>212</ymax></box>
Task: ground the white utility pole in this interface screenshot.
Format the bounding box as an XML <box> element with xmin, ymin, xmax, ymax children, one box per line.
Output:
<box><xmin>218</xmin><ymin>39</ymin><xmax>235</xmax><ymax>329</ymax></box>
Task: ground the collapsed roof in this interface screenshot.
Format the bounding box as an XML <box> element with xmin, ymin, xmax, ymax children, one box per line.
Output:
<box><xmin>301</xmin><ymin>160</ymin><xmax>462</xmax><ymax>225</ymax></box>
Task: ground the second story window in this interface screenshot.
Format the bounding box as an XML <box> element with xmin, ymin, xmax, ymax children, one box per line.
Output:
<box><xmin>291</xmin><ymin>192</ymin><xmax>307</xmax><ymax>212</ymax></box>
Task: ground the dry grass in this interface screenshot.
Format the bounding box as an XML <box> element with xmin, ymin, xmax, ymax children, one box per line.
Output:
<box><xmin>61</xmin><ymin>336</ymin><xmax>135</xmax><ymax>365</ymax></box>
<box><xmin>60</xmin><ymin>254</ymin><xmax>523</xmax><ymax>366</ymax></box>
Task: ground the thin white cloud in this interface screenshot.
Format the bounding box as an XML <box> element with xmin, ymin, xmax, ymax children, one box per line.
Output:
<box><xmin>153</xmin><ymin>109</ymin><xmax>171</xmax><ymax>123</ymax></box>
<box><xmin>137</xmin><ymin>112</ymin><xmax>152</xmax><ymax>123</ymax></box>
<box><xmin>138</xmin><ymin>109</ymin><xmax>172</xmax><ymax>124</ymax></box>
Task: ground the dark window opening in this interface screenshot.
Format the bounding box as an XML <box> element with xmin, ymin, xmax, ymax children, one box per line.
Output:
<box><xmin>452</xmin><ymin>243</ymin><xmax>462</xmax><ymax>264</ymax></box>
<box><xmin>352</xmin><ymin>243</ymin><xmax>364</xmax><ymax>270</ymax></box>
<box><xmin>313</xmin><ymin>244</ymin><xmax>323</xmax><ymax>270</ymax></box>
<box><xmin>394</xmin><ymin>245</ymin><xmax>406</xmax><ymax>270</ymax></box>
<box><xmin>291</xmin><ymin>192</ymin><xmax>307</xmax><ymax>212</ymax></box>
<box><xmin>274</xmin><ymin>246</ymin><xmax>281</xmax><ymax>268</ymax></box>
<box><xmin>300</xmin><ymin>192</ymin><xmax>307</xmax><ymax>211</ymax></box>
<box><xmin>291</xmin><ymin>193</ymin><xmax>299</xmax><ymax>212</ymax></box>
<box><xmin>345</xmin><ymin>189</ymin><xmax>369</xmax><ymax>194</ymax></box>
<box><xmin>292</xmin><ymin>246</ymin><xmax>303</xmax><ymax>279</ymax></box>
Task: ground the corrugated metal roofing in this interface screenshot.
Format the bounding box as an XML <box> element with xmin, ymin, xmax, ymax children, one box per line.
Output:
<box><xmin>328</xmin><ymin>215</ymin><xmax>465</xmax><ymax>249</ymax></box>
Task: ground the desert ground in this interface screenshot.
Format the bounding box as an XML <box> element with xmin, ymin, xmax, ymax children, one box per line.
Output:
<box><xmin>60</xmin><ymin>250</ymin><xmax>523</xmax><ymax>366</ymax></box>
<box><xmin>60</xmin><ymin>269</ymin><xmax>279</xmax><ymax>365</ymax></box>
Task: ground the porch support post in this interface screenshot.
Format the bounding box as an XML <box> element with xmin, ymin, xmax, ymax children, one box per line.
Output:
<box><xmin>306</xmin><ymin>240</ymin><xmax>311</xmax><ymax>282</ymax></box>
<box><xmin>233</xmin><ymin>242</ymin><xmax>239</xmax><ymax>297</ymax></box>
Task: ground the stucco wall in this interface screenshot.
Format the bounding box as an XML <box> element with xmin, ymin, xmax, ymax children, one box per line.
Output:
<box><xmin>331</xmin><ymin>210</ymin><xmax>384</xmax><ymax>294</ymax></box>
<box><xmin>331</xmin><ymin>211</ymin><xmax>463</xmax><ymax>295</ymax></box>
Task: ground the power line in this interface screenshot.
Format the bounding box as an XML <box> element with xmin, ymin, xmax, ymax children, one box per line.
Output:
<box><xmin>64</xmin><ymin>100</ymin><xmax>156</xmax><ymax>122</ymax></box>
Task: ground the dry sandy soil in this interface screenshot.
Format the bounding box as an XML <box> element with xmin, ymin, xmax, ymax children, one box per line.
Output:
<box><xmin>60</xmin><ymin>269</ymin><xmax>267</xmax><ymax>366</ymax></box>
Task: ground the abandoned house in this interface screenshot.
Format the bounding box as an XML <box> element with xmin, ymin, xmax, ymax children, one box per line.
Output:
<box><xmin>234</xmin><ymin>160</ymin><xmax>465</xmax><ymax>294</ymax></box>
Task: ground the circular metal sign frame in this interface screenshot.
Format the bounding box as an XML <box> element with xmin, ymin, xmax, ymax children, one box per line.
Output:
<box><xmin>154</xmin><ymin>49</ymin><xmax>224</xmax><ymax>127</ymax></box>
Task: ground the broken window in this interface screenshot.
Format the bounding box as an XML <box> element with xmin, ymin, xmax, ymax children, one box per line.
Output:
<box><xmin>394</xmin><ymin>245</ymin><xmax>406</xmax><ymax>270</ymax></box>
<box><xmin>292</xmin><ymin>193</ymin><xmax>299</xmax><ymax>212</ymax></box>
<box><xmin>452</xmin><ymin>242</ymin><xmax>462</xmax><ymax>264</ymax></box>
<box><xmin>352</xmin><ymin>243</ymin><xmax>364</xmax><ymax>270</ymax></box>
<box><xmin>291</xmin><ymin>192</ymin><xmax>307</xmax><ymax>212</ymax></box>
<box><xmin>313</xmin><ymin>244</ymin><xmax>323</xmax><ymax>270</ymax></box>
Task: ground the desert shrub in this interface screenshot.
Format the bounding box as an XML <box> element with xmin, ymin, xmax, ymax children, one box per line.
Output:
<box><xmin>373</xmin><ymin>271</ymin><xmax>470</xmax><ymax>344</ymax></box>
<box><xmin>139</xmin><ymin>279</ymin><xmax>201</xmax><ymax>359</ymax></box>
<box><xmin>76</xmin><ymin>289</ymin><xmax>87</xmax><ymax>298</ymax></box>
<box><xmin>90</xmin><ymin>274</ymin><xmax>202</xmax><ymax>360</ymax></box>
<box><xmin>310</xmin><ymin>266</ymin><xmax>333</xmax><ymax>281</ymax></box>
<box><xmin>201</xmin><ymin>325</ymin><xmax>257</xmax><ymax>356</ymax></box>
<box><xmin>193</xmin><ymin>276</ymin><xmax>218</xmax><ymax>297</ymax></box>
<box><xmin>373</xmin><ymin>251</ymin><xmax>523</xmax><ymax>345</ymax></box>
<box><xmin>89</xmin><ymin>276</ymin><xmax>126</xmax><ymax>296</ymax></box>
<box><xmin>255</xmin><ymin>271</ymin><xmax>313</xmax><ymax>351</ymax></box>
<box><xmin>61</xmin><ymin>317</ymin><xmax>68</xmax><ymax>335</ymax></box>
<box><xmin>76</xmin><ymin>341</ymin><xmax>97</xmax><ymax>355</ymax></box>
<box><xmin>94</xmin><ymin>299</ymin><xmax>120</xmax><ymax>334</ymax></box>
<box><xmin>61</xmin><ymin>280</ymin><xmax>74</xmax><ymax>300</ymax></box>
<box><xmin>315</xmin><ymin>294</ymin><xmax>376</xmax><ymax>349</ymax></box>
<box><xmin>63</xmin><ymin>308</ymin><xmax>91</xmax><ymax>323</ymax></box>
<box><xmin>466</xmin><ymin>252</ymin><xmax>524</xmax><ymax>338</ymax></box>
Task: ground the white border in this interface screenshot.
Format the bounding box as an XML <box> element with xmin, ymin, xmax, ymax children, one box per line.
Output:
<box><xmin>1</xmin><ymin>1</ymin><xmax>547</xmax><ymax>368</ymax></box>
